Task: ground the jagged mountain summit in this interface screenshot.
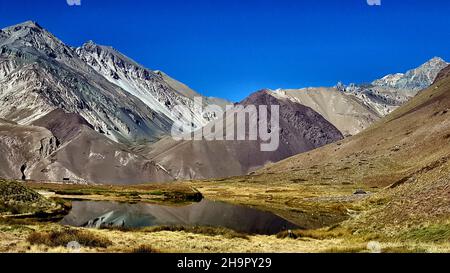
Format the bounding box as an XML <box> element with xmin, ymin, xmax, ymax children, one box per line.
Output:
<box><xmin>0</xmin><ymin>21</ymin><xmax>224</xmax><ymax>146</ymax></box>
<box><xmin>372</xmin><ymin>57</ymin><xmax>448</xmax><ymax>91</ymax></box>
<box><xmin>0</xmin><ymin>21</ymin><xmax>169</xmax><ymax>144</ymax></box>
<box><xmin>340</xmin><ymin>57</ymin><xmax>448</xmax><ymax>116</ymax></box>
<box><xmin>76</xmin><ymin>41</ymin><xmax>228</xmax><ymax>132</ymax></box>
<box><xmin>275</xmin><ymin>57</ymin><xmax>448</xmax><ymax>136</ymax></box>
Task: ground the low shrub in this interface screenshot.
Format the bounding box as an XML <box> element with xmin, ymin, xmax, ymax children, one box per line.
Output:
<box><xmin>145</xmin><ymin>225</ymin><xmax>249</xmax><ymax>240</ymax></box>
<box><xmin>400</xmin><ymin>224</ymin><xmax>450</xmax><ymax>243</ymax></box>
<box><xmin>131</xmin><ymin>245</ymin><xmax>161</xmax><ymax>253</ymax></box>
<box><xmin>27</xmin><ymin>229</ymin><xmax>112</xmax><ymax>248</ymax></box>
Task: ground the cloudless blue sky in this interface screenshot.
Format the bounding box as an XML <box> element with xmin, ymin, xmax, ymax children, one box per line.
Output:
<box><xmin>1</xmin><ymin>0</ymin><xmax>449</xmax><ymax>101</ymax></box>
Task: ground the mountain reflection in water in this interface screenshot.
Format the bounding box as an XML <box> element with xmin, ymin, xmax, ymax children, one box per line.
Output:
<box><xmin>61</xmin><ymin>199</ymin><xmax>298</xmax><ymax>235</ymax></box>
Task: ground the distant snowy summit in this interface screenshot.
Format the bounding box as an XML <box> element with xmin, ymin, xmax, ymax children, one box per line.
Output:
<box><xmin>372</xmin><ymin>57</ymin><xmax>448</xmax><ymax>91</ymax></box>
<box><xmin>336</xmin><ymin>57</ymin><xmax>448</xmax><ymax>116</ymax></box>
<box><xmin>274</xmin><ymin>57</ymin><xmax>448</xmax><ymax>136</ymax></box>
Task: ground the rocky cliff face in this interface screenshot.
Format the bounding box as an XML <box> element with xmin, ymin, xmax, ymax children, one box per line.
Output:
<box><xmin>0</xmin><ymin>21</ymin><xmax>219</xmax><ymax>183</ymax></box>
<box><xmin>0</xmin><ymin>110</ymin><xmax>174</xmax><ymax>184</ymax></box>
<box><xmin>0</xmin><ymin>120</ymin><xmax>57</xmax><ymax>180</ymax></box>
<box><xmin>76</xmin><ymin>41</ymin><xmax>225</xmax><ymax>132</ymax></box>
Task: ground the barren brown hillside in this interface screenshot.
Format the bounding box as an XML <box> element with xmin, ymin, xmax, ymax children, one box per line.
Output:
<box><xmin>255</xmin><ymin>65</ymin><xmax>450</xmax><ymax>231</ymax></box>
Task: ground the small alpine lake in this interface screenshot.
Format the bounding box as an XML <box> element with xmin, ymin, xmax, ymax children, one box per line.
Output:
<box><xmin>61</xmin><ymin>199</ymin><xmax>298</xmax><ymax>235</ymax></box>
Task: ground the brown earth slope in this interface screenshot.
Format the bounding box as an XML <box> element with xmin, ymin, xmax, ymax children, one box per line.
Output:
<box><xmin>27</xmin><ymin>110</ymin><xmax>173</xmax><ymax>184</ymax></box>
<box><xmin>275</xmin><ymin>87</ymin><xmax>380</xmax><ymax>136</ymax></box>
<box><xmin>148</xmin><ymin>90</ymin><xmax>343</xmax><ymax>180</ymax></box>
<box><xmin>32</xmin><ymin>109</ymin><xmax>94</xmax><ymax>144</ymax></box>
<box><xmin>257</xmin><ymin>65</ymin><xmax>450</xmax><ymax>231</ymax></box>
<box><xmin>0</xmin><ymin>109</ymin><xmax>173</xmax><ymax>184</ymax></box>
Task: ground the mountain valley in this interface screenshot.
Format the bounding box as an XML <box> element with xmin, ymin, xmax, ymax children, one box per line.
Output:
<box><xmin>1</xmin><ymin>21</ymin><xmax>446</xmax><ymax>183</ymax></box>
<box><xmin>1</xmin><ymin>20</ymin><xmax>450</xmax><ymax>253</ymax></box>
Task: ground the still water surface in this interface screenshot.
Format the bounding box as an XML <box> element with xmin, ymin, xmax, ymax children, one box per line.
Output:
<box><xmin>61</xmin><ymin>199</ymin><xmax>298</xmax><ymax>235</ymax></box>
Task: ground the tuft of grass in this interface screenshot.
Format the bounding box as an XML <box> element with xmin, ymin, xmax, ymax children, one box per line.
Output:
<box><xmin>382</xmin><ymin>246</ymin><xmax>427</xmax><ymax>253</ymax></box>
<box><xmin>0</xmin><ymin>180</ymin><xmax>42</xmax><ymax>202</ymax></box>
<box><xmin>400</xmin><ymin>224</ymin><xmax>450</xmax><ymax>243</ymax></box>
<box><xmin>27</xmin><ymin>229</ymin><xmax>112</xmax><ymax>248</ymax></box>
<box><xmin>99</xmin><ymin>225</ymin><xmax>137</xmax><ymax>232</ymax></box>
<box><xmin>321</xmin><ymin>245</ymin><xmax>367</xmax><ymax>253</ymax></box>
<box><xmin>276</xmin><ymin>227</ymin><xmax>352</xmax><ymax>240</ymax></box>
<box><xmin>290</xmin><ymin>178</ymin><xmax>307</xmax><ymax>183</ymax></box>
<box><xmin>130</xmin><ymin>245</ymin><xmax>161</xmax><ymax>253</ymax></box>
<box><xmin>145</xmin><ymin>225</ymin><xmax>249</xmax><ymax>240</ymax></box>
<box><xmin>0</xmin><ymin>180</ymin><xmax>53</xmax><ymax>215</ymax></box>
<box><xmin>53</xmin><ymin>190</ymin><xmax>91</xmax><ymax>196</ymax></box>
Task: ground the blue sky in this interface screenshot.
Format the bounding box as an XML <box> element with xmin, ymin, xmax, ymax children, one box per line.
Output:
<box><xmin>1</xmin><ymin>0</ymin><xmax>449</xmax><ymax>101</ymax></box>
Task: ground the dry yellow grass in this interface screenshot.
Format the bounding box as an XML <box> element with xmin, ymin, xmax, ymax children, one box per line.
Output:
<box><xmin>3</xmin><ymin>220</ymin><xmax>450</xmax><ymax>253</ymax></box>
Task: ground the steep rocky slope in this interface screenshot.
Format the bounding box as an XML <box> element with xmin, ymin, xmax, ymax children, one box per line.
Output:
<box><xmin>0</xmin><ymin>21</ymin><xmax>172</xmax><ymax>144</ymax></box>
<box><xmin>0</xmin><ymin>120</ymin><xmax>56</xmax><ymax>180</ymax></box>
<box><xmin>0</xmin><ymin>21</ymin><xmax>223</xmax><ymax>146</ymax></box>
<box><xmin>76</xmin><ymin>41</ymin><xmax>227</xmax><ymax>131</ymax></box>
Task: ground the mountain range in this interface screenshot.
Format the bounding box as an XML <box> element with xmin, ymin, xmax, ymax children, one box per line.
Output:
<box><xmin>274</xmin><ymin>57</ymin><xmax>448</xmax><ymax>136</ymax></box>
<box><xmin>0</xmin><ymin>21</ymin><xmax>448</xmax><ymax>183</ymax></box>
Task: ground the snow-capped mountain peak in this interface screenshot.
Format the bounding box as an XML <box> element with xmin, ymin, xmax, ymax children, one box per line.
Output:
<box><xmin>334</xmin><ymin>57</ymin><xmax>449</xmax><ymax>117</ymax></box>
<box><xmin>372</xmin><ymin>57</ymin><xmax>448</xmax><ymax>91</ymax></box>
